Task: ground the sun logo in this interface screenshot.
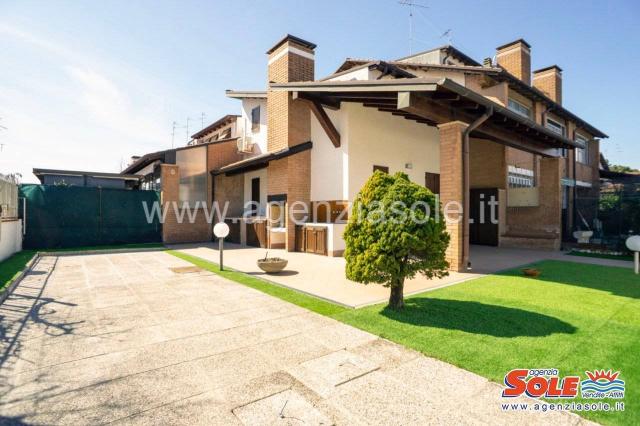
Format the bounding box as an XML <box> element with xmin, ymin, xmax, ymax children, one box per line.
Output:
<box><xmin>581</xmin><ymin>370</ymin><xmax>625</xmax><ymax>399</ymax></box>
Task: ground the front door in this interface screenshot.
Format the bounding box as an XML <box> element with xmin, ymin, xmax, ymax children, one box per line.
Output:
<box><xmin>469</xmin><ymin>188</ymin><xmax>499</xmax><ymax>246</ymax></box>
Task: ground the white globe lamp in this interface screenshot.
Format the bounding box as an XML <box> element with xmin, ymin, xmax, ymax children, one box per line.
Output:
<box><xmin>213</xmin><ymin>222</ymin><xmax>230</xmax><ymax>271</ymax></box>
<box><xmin>626</xmin><ymin>235</ymin><xmax>640</xmax><ymax>274</ymax></box>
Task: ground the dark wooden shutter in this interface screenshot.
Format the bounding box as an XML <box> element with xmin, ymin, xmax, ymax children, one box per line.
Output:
<box><xmin>425</xmin><ymin>172</ymin><xmax>440</xmax><ymax>194</ymax></box>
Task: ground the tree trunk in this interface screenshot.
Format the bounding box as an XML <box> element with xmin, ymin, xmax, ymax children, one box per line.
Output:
<box><xmin>388</xmin><ymin>278</ymin><xmax>405</xmax><ymax>310</ymax></box>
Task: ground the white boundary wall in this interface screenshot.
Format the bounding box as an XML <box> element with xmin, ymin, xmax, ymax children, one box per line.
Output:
<box><xmin>0</xmin><ymin>219</ymin><xmax>23</xmax><ymax>262</ymax></box>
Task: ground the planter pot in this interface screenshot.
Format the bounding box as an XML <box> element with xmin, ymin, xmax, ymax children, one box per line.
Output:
<box><xmin>522</xmin><ymin>268</ymin><xmax>541</xmax><ymax>277</ymax></box>
<box><xmin>257</xmin><ymin>258</ymin><xmax>288</xmax><ymax>274</ymax></box>
<box><xmin>573</xmin><ymin>230</ymin><xmax>593</xmax><ymax>244</ymax></box>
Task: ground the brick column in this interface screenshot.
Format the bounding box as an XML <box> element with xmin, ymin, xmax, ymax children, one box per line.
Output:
<box><xmin>266</xmin><ymin>35</ymin><xmax>315</xmax><ymax>251</ymax></box>
<box><xmin>539</xmin><ymin>157</ymin><xmax>563</xmax><ymax>240</ymax></box>
<box><xmin>438</xmin><ymin>121</ymin><xmax>468</xmax><ymax>272</ymax></box>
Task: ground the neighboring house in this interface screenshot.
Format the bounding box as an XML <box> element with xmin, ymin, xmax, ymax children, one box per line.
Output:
<box><xmin>122</xmin><ymin>116</ymin><xmax>248</xmax><ymax>244</ymax></box>
<box><xmin>211</xmin><ymin>35</ymin><xmax>606</xmax><ymax>271</ymax></box>
<box><xmin>33</xmin><ymin>168</ymin><xmax>142</xmax><ymax>189</ymax></box>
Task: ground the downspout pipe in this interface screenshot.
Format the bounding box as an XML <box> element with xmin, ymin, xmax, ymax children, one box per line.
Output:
<box><xmin>461</xmin><ymin>106</ymin><xmax>494</xmax><ymax>269</ymax></box>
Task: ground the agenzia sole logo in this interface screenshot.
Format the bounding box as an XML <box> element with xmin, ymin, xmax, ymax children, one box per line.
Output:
<box><xmin>502</xmin><ymin>368</ymin><xmax>625</xmax><ymax>400</ymax></box>
<box><xmin>581</xmin><ymin>370</ymin><xmax>625</xmax><ymax>399</ymax></box>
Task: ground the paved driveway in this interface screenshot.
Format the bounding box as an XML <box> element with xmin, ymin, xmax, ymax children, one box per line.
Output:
<box><xmin>0</xmin><ymin>251</ymin><xmax>587</xmax><ymax>425</ymax></box>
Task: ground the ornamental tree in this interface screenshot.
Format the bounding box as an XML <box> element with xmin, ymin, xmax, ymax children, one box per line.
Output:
<box><xmin>344</xmin><ymin>171</ymin><xmax>450</xmax><ymax>310</ymax></box>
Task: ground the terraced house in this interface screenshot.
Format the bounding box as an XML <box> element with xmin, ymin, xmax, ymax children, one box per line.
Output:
<box><xmin>128</xmin><ymin>35</ymin><xmax>606</xmax><ymax>272</ymax></box>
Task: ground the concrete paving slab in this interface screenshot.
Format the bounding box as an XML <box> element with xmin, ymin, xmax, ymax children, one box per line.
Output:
<box><xmin>0</xmin><ymin>251</ymin><xmax>591</xmax><ymax>425</ymax></box>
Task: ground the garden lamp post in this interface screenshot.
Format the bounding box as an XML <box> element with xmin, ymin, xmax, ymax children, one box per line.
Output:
<box><xmin>626</xmin><ymin>235</ymin><xmax>640</xmax><ymax>275</ymax></box>
<box><xmin>213</xmin><ymin>222</ymin><xmax>230</xmax><ymax>271</ymax></box>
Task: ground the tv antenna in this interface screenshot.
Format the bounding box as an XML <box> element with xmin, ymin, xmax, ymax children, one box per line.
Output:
<box><xmin>0</xmin><ymin>118</ymin><xmax>6</xmax><ymax>152</ymax></box>
<box><xmin>398</xmin><ymin>0</ymin><xmax>429</xmax><ymax>55</ymax></box>
<box><xmin>200</xmin><ymin>112</ymin><xmax>206</xmax><ymax>130</ymax></box>
<box><xmin>440</xmin><ymin>29</ymin><xmax>453</xmax><ymax>44</ymax></box>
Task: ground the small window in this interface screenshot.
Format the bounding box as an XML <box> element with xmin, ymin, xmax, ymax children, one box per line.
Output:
<box><xmin>507</xmin><ymin>98</ymin><xmax>531</xmax><ymax>119</ymax></box>
<box><xmin>575</xmin><ymin>134</ymin><xmax>589</xmax><ymax>164</ymax></box>
<box><xmin>425</xmin><ymin>172</ymin><xmax>440</xmax><ymax>194</ymax></box>
<box><xmin>251</xmin><ymin>106</ymin><xmax>260</xmax><ymax>132</ymax></box>
<box><xmin>545</xmin><ymin>118</ymin><xmax>566</xmax><ymax>137</ymax></box>
<box><xmin>373</xmin><ymin>165</ymin><xmax>389</xmax><ymax>174</ymax></box>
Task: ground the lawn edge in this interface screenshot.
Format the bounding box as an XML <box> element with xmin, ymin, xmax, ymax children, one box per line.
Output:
<box><xmin>0</xmin><ymin>252</ymin><xmax>38</xmax><ymax>306</ymax></box>
<box><xmin>166</xmin><ymin>250</ymin><xmax>351</xmax><ymax>315</ymax></box>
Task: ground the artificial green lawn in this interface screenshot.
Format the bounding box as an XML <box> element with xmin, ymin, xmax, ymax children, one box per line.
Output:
<box><xmin>169</xmin><ymin>251</ymin><xmax>638</xmax><ymax>425</ymax></box>
<box><xmin>0</xmin><ymin>250</ymin><xmax>36</xmax><ymax>293</ymax></box>
<box><xmin>567</xmin><ymin>250</ymin><xmax>633</xmax><ymax>262</ymax></box>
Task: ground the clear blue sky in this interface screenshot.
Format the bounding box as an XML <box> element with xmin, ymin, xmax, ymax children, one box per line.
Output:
<box><xmin>1</xmin><ymin>0</ymin><xmax>639</xmax><ymax>182</ymax></box>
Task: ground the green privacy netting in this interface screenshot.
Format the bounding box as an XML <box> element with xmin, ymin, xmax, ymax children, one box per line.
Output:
<box><xmin>19</xmin><ymin>184</ymin><xmax>161</xmax><ymax>249</ymax></box>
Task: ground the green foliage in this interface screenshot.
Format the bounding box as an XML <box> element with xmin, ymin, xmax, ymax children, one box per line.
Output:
<box><xmin>610</xmin><ymin>164</ymin><xmax>639</xmax><ymax>174</ymax></box>
<box><xmin>343</xmin><ymin>171</ymin><xmax>449</xmax><ymax>305</ymax></box>
<box><xmin>0</xmin><ymin>250</ymin><xmax>36</xmax><ymax>293</ymax></box>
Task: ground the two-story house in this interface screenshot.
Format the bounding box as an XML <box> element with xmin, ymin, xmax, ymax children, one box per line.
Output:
<box><xmin>211</xmin><ymin>35</ymin><xmax>606</xmax><ymax>271</ymax></box>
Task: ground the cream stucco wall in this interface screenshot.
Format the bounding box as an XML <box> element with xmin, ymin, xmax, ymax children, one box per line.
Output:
<box><xmin>311</xmin><ymin>103</ymin><xmax>440</xmax><ymax>202</ymax></box>
<box><xmin>310</xmin><ymin>107</ymin><xmax>349</xmax><ymax>201</ymax></box>
<box><xmin>240</xmin><ymin>98</ymin><xmax>268</xmax><ymax>155</ymax></box>
<box><xmin>345</xmin><ymin>103</ymin><xmax>440</xmax><ymax>201</ymax></box>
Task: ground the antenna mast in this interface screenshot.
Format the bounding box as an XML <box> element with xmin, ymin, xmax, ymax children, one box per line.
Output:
<box><xmin>398</xmin><ymin>0</ymin><xmax>429</xmax><ymax>55</ymax></box>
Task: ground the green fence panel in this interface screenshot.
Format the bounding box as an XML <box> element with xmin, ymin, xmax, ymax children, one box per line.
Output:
<box><xmin>19</xmin><ymin>184</ymin><xmax>161</xmax><ymax>249</ymax></box>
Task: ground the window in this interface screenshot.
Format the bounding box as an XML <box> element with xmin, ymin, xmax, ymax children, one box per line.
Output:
<box><xmin>425</xmin><ymin>172</ymin><xmax>440</xmax><ymax>194</ymax></box>
<box><xmin>373</xmin><ymin>165</ymin><xmax>389</xmax><ymax>174</ymax></box>
<box><xmin>508</xmin><ymin>98</ymin><xmax>532</xmax><ymax>119</ymax></box>
<box><xmin>251</xmin><ymin>106</ymin><xmax>260</xmax><ymax>132</ymax></box>
<box><xmin>545</xmin><ymin>118</ymin><xmax>566</xmax><ymax>137</ymax></box>
<box><xmin>575</xmin><ymin>134</ymin><xmax>589</xmax><ymax>164</ymax></box>
<box><xmin>508</xmin><ymin>165</ymin><xmax>535</xmax><ymax>188</ymax></box>
<box><xmin>176</xmin><ymin>146</ymin><xmax>207</xmax><ymax>208</ymax></box>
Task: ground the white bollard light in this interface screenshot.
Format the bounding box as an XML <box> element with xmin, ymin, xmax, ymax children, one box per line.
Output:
<box><xmin>213</xmin><ymin>222</ymin><xmax>230</xmax><ymax>271</ymax></box>
<box><xmin>625</xmin><ymin>235</ymin><xmax>640</xmax><ymax>275</ymax></box>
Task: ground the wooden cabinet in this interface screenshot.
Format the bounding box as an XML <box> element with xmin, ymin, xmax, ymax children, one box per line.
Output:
<box><xmin>294</xmin><ymin>225</ymin><xmax>327</xmax><ymax>255</ymax></box>
<box><xmin>246</xmin><ymin>219</ymin><xmax>267</xmax><ymax>248</ymax></box>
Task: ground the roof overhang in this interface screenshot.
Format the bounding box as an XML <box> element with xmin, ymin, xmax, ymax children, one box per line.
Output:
<box><xmin>191</xmin><ymin>114</ymin><xmax>239</xmax><ymax>139</ymax></box>
<box><xmin>33</xmin><ymin>168</ymin><xmax>142</xmax><ymax>181</ymax></box>
<box><xmin>213</xmin><ymin>141</ymin><xmax>313</xmax><ymax>176</ymax></box>
<box><xmin>225</xmin><ymin>90</ymin><xmax>267</xmax><ymax>99</ymax></box>
<box><xmin>271</xmin><ymin>78</ymin><xmax>581</xmax><ymax>156</ymax></box>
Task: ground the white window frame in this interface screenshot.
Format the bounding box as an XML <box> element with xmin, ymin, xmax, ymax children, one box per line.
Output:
<box><xmin>545</xmin><ymin>117</ymin><xmax>566</xmax><ymax>137</ymax></box>
<box><xmin>507</xmin><ymin>98</ymin><xmax>532</xmax><ymax>119</ymax></box>
<box><xmin>575</xmin><ymin>134</ymin><xmax>589</xmax><ymax>164</ymax></box>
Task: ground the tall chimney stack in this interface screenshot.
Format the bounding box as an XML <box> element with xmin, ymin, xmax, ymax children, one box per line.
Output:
<box><xmin>533</xmin><ymin>65</ymin><xmax>563</xmax><ymax>105</ymax></box>
<box><xmin>266</xmin><ymin>34</ymin><xmax>316</xmax><ymax>152</ymax></box>
<box><xmin>496</xmin><ymin>39</ymin><xmax>531</xmax><ymax>85</ymax></box>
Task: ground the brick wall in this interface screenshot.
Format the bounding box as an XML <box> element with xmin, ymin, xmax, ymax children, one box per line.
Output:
<box><xmin>470</xmin><ymin>138</ymin><xmax>507</xmax><ymax>189</ymax></box>
<box><xmin>266</xmin><ymin>37</ymin><xmax>315</xmax><ymax>251</ymax></box>
<box><xmin>506</xmin><ymin>157</ymin><xmax>562</xmax><ymax>238</ymax></box>
<box><xmin>496</xmin><ymin>40</ymin><xmax>531</xmax><ymax>85</ymax></box>
<box><xmin>160</xmin><ymin>164</ymin><xmax>212</xmax><ymax>244</ymax></box>
<box><xmin>533</xmin><ymin>66</ymin><xmax>562</xmax><ymax>104</ymax></box>
<box><xmin>438</xmin><ymin>121</ymin><xmax>467</xmax><ymax>272</ymax></box>
<box><xmin>213</xmin><ymin>174</ymin><xmax>245</xmax><ymax>220</ymax></box>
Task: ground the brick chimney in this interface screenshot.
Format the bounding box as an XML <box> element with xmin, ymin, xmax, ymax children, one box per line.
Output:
<box><xmin>265</xmin><ymin>35</ymin><xmax>316</xmax><ymax>252</ymax></box>
<box><xmin>496</xmin><ymin>39</ymin><xmax>531</xmax><ymax>85</ymax></box>
<box><xmin>533</xmin><ymin>65</ymin><xmax>563</xmax><ymax>105</ymax></box>
<box><xmin>267</xmin><ymin>34</ymin><xmax>316</xmax><ymax>152</ymax></box>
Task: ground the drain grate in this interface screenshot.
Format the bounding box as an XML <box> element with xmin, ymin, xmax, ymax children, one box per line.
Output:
<box><xmin>169</xmin><ymin>266</ymin><xmax>203</xmax><ymax>274</ymax></box>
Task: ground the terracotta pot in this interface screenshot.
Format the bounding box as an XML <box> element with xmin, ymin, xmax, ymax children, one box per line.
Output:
<box><xmin>257</xmin><ymin>258</ymin><xmax>288</xmax><ymax>274</ymax></box>
<box><xmin>522</xmin><ymin>268</ymin><xmax>541</xmax><ymax>277</ymax></box>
